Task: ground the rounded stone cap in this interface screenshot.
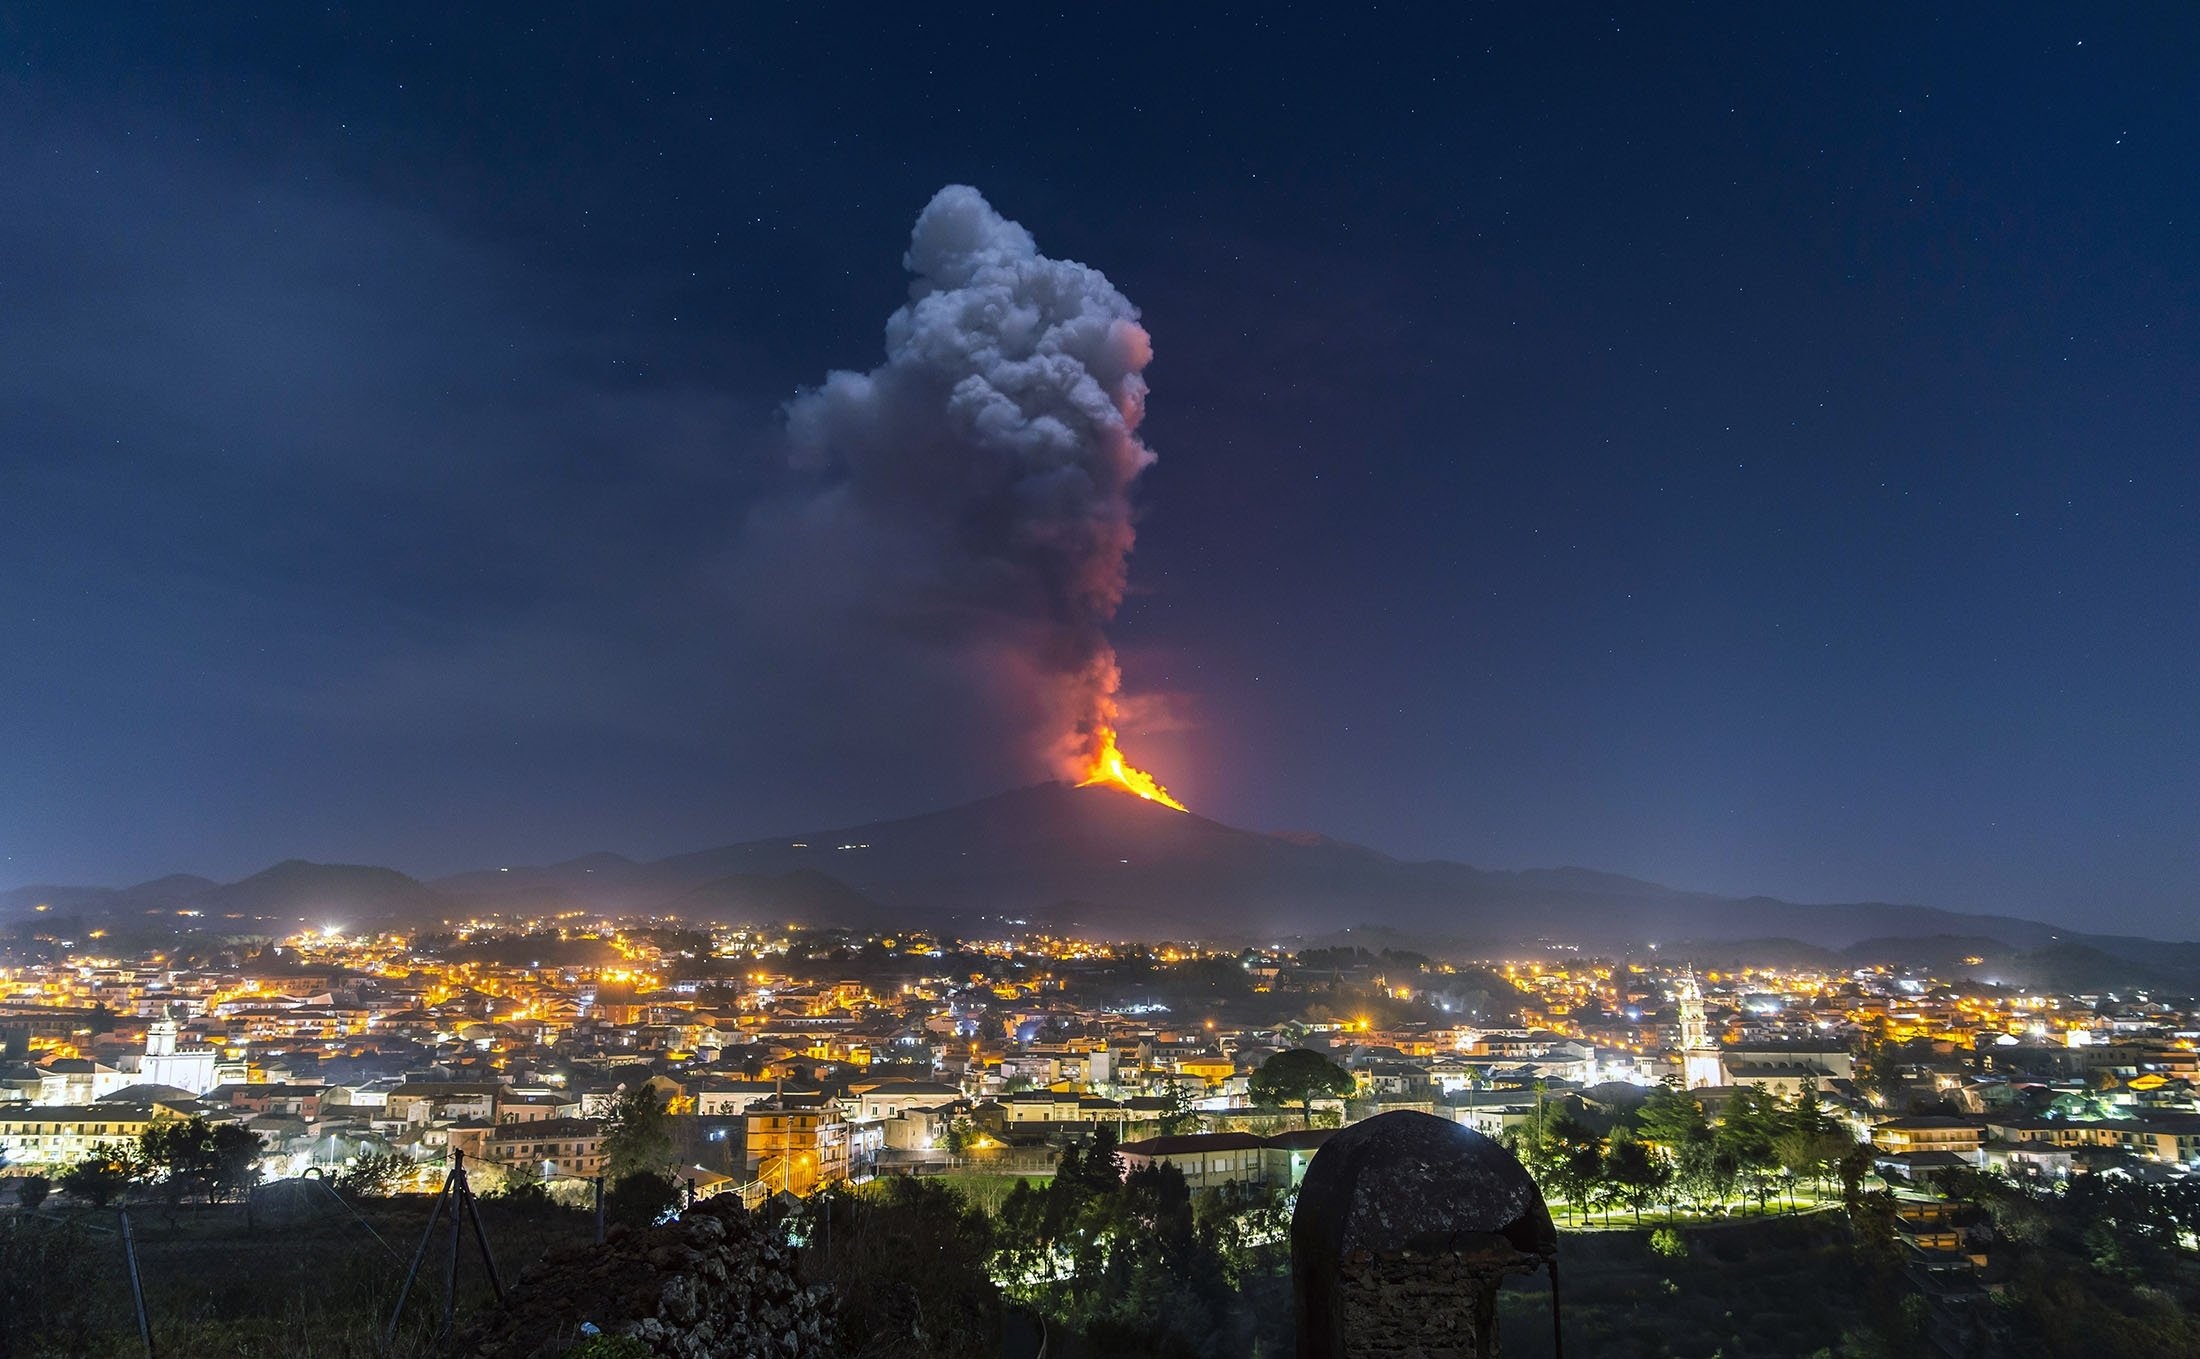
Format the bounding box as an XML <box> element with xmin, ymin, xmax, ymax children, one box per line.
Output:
<box><xmin>1294</xmin><ymin>1109</ymin><xmax>1556</xmax><ymax>1263</ymax></box>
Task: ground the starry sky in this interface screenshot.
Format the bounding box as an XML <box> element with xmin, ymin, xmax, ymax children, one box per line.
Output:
<box><xmin>4</xmin><ymin>7</ymin><xmax>2195</xmax><ymax>934</ymax></box>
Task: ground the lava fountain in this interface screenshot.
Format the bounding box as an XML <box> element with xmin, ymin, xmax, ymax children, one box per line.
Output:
<box><xmin>1073</xmin><ymin>720</ymin><xmax>1187</xmax><ymax>811</ymax></box>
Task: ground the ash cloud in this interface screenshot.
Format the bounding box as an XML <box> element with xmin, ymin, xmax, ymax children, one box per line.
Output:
<box><xmin>743</xmin><ymin>186</ymin><xmax>1163</xmax><ymax>782</ymax></box>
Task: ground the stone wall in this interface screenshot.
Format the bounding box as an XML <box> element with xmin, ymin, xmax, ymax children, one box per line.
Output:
<box><xmin>461</xmin><ymin>1197</ymin><xmax>832</xmax><ymax>1359</ymax></box>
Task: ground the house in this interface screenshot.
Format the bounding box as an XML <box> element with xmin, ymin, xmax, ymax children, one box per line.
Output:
<box><xmin>477</xmin><ymin>1117</ymin><xmax>607</xmax><ymax>1180</ymax></box>
<box><xmin>1871</xmin><ymin>1115</ymin><xmax>1984</xmax><ymax>1182</ymax></box>
<box><xmin>743</xmin><ymin>1096</ymin><xmax>852</xmax><ymax>1195</ymax></box>
<box><xmin>1871</xmin><ymin>1115</ymin><xmax>1984</xmax><ymax>1156</ymax></box>
<box><xmin>1118</xmin><ymin>1132</ymin><xmax>1267</xmax><ymax>1189</ymax></box>
<box><xmin>207</xmin><ymin>1083</ymin><xmax>325</xmax><ymax>1120</ymax></box>
<box><xmin>1116</xmin><ymin>1129</ymin><xmax>1340</xmax><ymax>1191</ymax></box>
<box><xmin>845</xmin><ymin>1080</ymin><xmax>963</xmax><ymax>1122</ymax></box>
<box><xmin>27</xmin><ymin>1059</ymin><xmax>133</xmax><ymax>1106</ymax></box>
<box><xmin>695</xmin><ymin>1081</ymin><xmax>820</xmax><ymax>1118</ymax></box>
<box><xmin>2096</xmin><ymin>1114</ymin><xmax>2200</xmax><ymax>1166</ymax></box>
<box><xmin>0</xmin><ymin>1102</ymin><xmax>170</xmax><ymax>1166</ymax></box>
<box><xmin>993</xmin><ymin>1090</ymin><xmax>1129</xmax><ymax>1127</ymax></box>
<box><xmin>1174</xmin><ymin>1055</ymin><xmax>1237</xmax><ymax>1087</ymax></box>
<box><xmin>384</xmin><ymin>1083</ymin><xmax>501</xmax><ymax>1125</ymax></box>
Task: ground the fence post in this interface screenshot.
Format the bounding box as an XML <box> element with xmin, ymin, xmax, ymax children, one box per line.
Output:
<box><xmin>118</xmin><ymin>1208</ymin><xmax>155</xmax><ymax>1359</ymax></box>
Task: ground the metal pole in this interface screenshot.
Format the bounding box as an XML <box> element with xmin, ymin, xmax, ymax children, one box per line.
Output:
<box><xmin>592</xmin><ymin>1175</ymin><xmax>606</xmax><ymax>1244</ymax></box>
<box><xmin>455</xmin><ymin>1158</ymin><xmax>505</xmax><ymax>1302</ymax></box>
<box><xmin>118</xmin><ymin>1209</ymin><xmax>155</xmax><ymax>1359</ymax></box>
<box><xmin>383</xmin><ymin>1169</ymin><xmax>452</xmax><ymax>1353</ymax></box>
<box><xmin>438</xmin><ymin>1155</ymin><xmax>465</xmax><ymax>1343</ymax></box>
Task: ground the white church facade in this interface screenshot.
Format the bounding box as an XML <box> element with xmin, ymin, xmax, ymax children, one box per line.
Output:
<box><xmin>131</xmin><ymin>1015</ymin><xmax>219</xmax><ymax>1095</ymax></box>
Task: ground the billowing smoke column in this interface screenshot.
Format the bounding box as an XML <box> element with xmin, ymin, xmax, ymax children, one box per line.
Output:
<box><xmin>780</xmin><ymin>186</ymin><xmax>1183</xmax><ymax>808</ymax></box>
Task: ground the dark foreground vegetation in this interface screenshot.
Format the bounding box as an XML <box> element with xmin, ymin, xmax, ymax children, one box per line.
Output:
<box><xmin>8</xmin><ymin>1146</ymin><xmax>2200</xmax><ymax>1358</ymax></box>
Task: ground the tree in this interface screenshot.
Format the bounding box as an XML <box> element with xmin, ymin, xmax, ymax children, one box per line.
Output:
<box><xmin>1246</xmin><ymin>1049</ymin><xmax>1352</xmax><ymax>1128</ymax></box>
<box><xmin>1838</xmin><ymin>1141</ymin><xmax>1876</xmax><ymax>1214</ymax></box>
<box><xmin>1515</xmin><ymin>1111</ymin><xmax>1604</xmax><ymax>1224</ymax></box>
<box><xmin>1604</xmin><ymin>1136</ymin><xmax>1666</xmax><ymax>1225</ymax></box>
<box><xmin>209</xmin><ymin>1123</ymin><xmax>265</xmax><ymax>1201</ymax></box>
<box><xmin>604</xmin><ymin>1170</ymin><xmax>681</xmax><ymax>1228</ymax></box>
<box><xmin>338</xmin><ymin>1149</ymin><xmax>410</xmax><ymax>1196</ymax></box>
<box><xmin>1714</xmin><ymin>1087</ymin><xmax>1783</xmax><ymax>1212</ymax></box>
<box><xmin>59</xmin><ymin>1142</ymin><xmax>138</xmax><ymax>1207</ymax></box>
<box><xmin>1073</xmin><ymin>1126</ymin><xmax>1125</xmax><ymax>1194</ymax></box>
<box><xmin>1791</xmin><ymin>1082</ymin><xmax>1831</xmax><ymax>1137</ymax></box>
<box><xmin>808</xmin><ymin>1177</ymin><xmax>1000</xmax><ymax>1358</ymax></box>
<box><xmin>140</xmin><ymin>1116</ymin><xmax>262</xmax><ymax>1207</ymax></box>
<box><xmin>488</xmin><ymin>1160</ymin><xmax>558</xmax><ymax>1212</ymax></box>
<box><xmin>1157</xmin><ymin>1077</ymin><xmax>1198</xmax><ymax>1136</ymax></box>
<box><xmin>601</xmin><ymin>1085</ymin><xmax>675</xmax><ymax>1181</ymax></box>
<box><xmin>993</xmin><ymin>1146</ymin><xmax>1245</xmax><ymax>1355</ymax></box>
<box><xmin>17</xmin><ymin>1174</ymin><xmax>51</xmax><ymax>1211</ymax></box>
<box><xmin>1637</xmin><ymin>1081</ymin><xmax>1710</xmax><ymax>1151</ymax></box>
<box><xmin>1774</xmin><ymin>1118</ymin><xmax>1855</xmax><ymax>1205</ymax></box>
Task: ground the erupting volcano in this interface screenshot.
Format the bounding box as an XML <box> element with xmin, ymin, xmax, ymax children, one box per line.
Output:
<box><xmin>775</xmin><ymin>186</ymin><xmax>1186</xmax><ymax>810</ymax></box>
<box><xmin>1073</xmin><ymin>722</ymin><xmax>1187</xmax><ymax>811</ymax></box>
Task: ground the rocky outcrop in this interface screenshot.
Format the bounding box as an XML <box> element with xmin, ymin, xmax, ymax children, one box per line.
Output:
<box><xmin>462</xmin><ymin>1197</ymin><xmax>833</xmax><ymax>1359</ymax></box>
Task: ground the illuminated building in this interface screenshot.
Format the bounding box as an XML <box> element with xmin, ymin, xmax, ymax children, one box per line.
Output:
<box><xmin>134</xmin><ymin>1014</ymin><xmax>219</xmax><ymax>1095</ymax></box>
<box><xmin>1675</xmin><ymin>969</ymin><xmax>1726</xmax><ymax>1090</ymax></box>
<box><xmin>743</xmin><ymin>1094</ymin><xmax>850</xmax><ymax>1195</ymax></box>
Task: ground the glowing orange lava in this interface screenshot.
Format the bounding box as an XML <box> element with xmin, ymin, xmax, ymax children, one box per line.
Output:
<box><xmin>1075</xmin><ymin>725</ymin><xmax>1188</xmax><ymax>811</ymax></box>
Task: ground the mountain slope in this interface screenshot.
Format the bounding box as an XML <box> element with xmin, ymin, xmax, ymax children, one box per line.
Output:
<box><xmin>190</xmin><ymin>860</ymin><xmax>447</xmax><ymax>926</ymax></box>
<box><xmin>10</xmin><ymin>784</ymin><xmax>2182</xmax><ymax>963</ymax></box>
<box><xmin>426</xmin><ymin>783</ymin><xmax>2100</xmax><ymax>951</ymax></box>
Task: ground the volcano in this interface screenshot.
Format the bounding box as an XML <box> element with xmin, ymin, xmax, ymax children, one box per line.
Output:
<box><xmin>426</xmin><ymin>782</ymin><xmax>2109</xmax><ymax>953</ymax></box>
<box><xmin>15</xmin><ymin>784</ymin><xmax>2191</xmax><ymax>973</ymax></box>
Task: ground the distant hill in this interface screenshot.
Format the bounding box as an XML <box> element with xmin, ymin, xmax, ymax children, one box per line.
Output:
<box><xmin>0</xmin><ymin>883</ymin><xmax>122</xmax><ymax>916</ymax></box>
<box><xmin>668</xmin><ymin>868</ymin><xmax>888</xmax><ymax>929</ymax></box>
<box><xmin>0</xmin><ymin>873</ymin><xmax>219</xmax><ymax>920</ymax></box>
<box><xmin>119</xmin><ymin>873</ymin><xmax>220</xmax><ymax>902</ymax></box>
<box><xmin>8</xmin><ymin>784</ymin><xmax>2193</xmax><ymax>985</ymax></box>
<box><xmin>448</xmin><ymin>783</ymin><xmax>2164</xmax><ymax>965</ymax></box>
<box><xmin>189</xmin><ymin>860</ymin><xmax>446</xmax><ymax>926</ymax></box>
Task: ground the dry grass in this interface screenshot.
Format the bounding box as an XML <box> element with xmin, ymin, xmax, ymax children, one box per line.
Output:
<box><xmin>5</xmin><ymin>1187</ymin><xmax>599</xmax><ymax>1358</ymax></box>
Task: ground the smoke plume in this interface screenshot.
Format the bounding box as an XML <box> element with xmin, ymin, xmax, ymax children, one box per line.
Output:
<box><xmin>764</xmin><ymin>185</ymin><xmax>1164</xmax><ymax>785</ymax></box>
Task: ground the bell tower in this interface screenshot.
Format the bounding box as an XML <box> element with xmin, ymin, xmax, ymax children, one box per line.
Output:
<box><xmin>1676</xmin><ymin>968</ymin><xmax>1725</xmax><ymax>1089</ymax></box>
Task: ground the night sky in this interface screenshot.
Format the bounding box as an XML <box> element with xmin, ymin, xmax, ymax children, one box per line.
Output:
<box><xmin>5</xmin><ymin>8</ymin><xmax>2195</xmax><ymax>934</ymax></box>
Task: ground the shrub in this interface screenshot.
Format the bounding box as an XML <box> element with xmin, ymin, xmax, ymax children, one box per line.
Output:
<box><xmin>18</xmin><ymin>1173</ymin><xmax>51</xmax><ymax>1210</ymax></box>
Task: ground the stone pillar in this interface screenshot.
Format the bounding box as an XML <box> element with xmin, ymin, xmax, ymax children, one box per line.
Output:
<box><xmin>1292</xmin><ymin>1110</ymin><xmax>1557</xmax><ymax>1359</ymax></box>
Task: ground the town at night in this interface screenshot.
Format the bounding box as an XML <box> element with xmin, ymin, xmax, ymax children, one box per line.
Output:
<box><xmin>6</xmin><ymin>6</ymin><xmax>2197</xmax><ymax>1357</ymax></box>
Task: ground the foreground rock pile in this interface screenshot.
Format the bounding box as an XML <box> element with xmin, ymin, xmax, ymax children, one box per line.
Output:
<box><xmin>462</xmin><ymin>1196</ymin><xmax>833</xmax><ymax>1359</ymax></box>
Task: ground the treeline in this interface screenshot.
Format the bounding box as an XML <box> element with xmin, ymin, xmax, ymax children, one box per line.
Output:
<box><xmin>1509</xmin><ymin>1083</ymin><xmax>1865</xmax><ymax>1223</ymax></box>
<box><xmin>1932</xmin><ymin>1167</ymin><xmax>2200</xmax><ymax>1357</ymax></box>
<box><xmin>794</xmin><ymin>1127</ymin><xmax>1293</xmax><ymax>1359</ymax></box>
<box><xmin>42</xmin><ymin>1115</ymin><xmax>264</xmax><ymax>1209</ymax></box>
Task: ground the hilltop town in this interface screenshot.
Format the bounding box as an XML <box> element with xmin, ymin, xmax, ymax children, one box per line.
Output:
<box><xmin>6</xmin><ymin>915</ymin><xmax>2195</xmax><ymax>1202</ymax></box>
